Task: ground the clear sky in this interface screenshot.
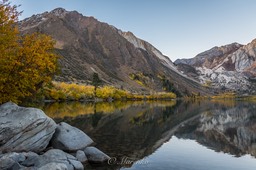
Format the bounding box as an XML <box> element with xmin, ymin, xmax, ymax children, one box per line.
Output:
<box><xmin>15</xmin><ymin>0</ymin><xmax>256</xmax><ymax>61</ymax></box>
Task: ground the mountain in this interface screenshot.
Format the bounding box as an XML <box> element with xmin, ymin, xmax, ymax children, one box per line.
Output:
<box><xmin>19</xmin><ymin>8</ymin><xmax>211</xmax><ymax>96</ymax></box>
<box><xmin>175</xmin><ymin>43</ymin><xmax>242</xmax><ymax>67</ymax></box>
<box><xmin>174</xmin><ymin>41</ymin><xmax>256</xmax><ymax>94</ymax></box>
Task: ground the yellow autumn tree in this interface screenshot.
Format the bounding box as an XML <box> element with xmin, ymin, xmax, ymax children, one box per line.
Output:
<box><xmin>0</xmin><ymin>0</ymin><xmax>59</xmax><ymax>103</ymax></box>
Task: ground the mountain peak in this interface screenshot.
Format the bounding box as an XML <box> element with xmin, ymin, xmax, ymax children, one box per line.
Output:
<box><xmin>123</xmin><ymin>31</ymin><xmax>135</xmax><ymax>36</ymax></box>
<box><xmin>50</xmin><ymin>8</ymin><xmax>68</xmax><ymax>17</ymax></box>
<box><xmin>248</xmin><ymin>38</ymin><xmax>256</xmax><ymax>46</ymax></box>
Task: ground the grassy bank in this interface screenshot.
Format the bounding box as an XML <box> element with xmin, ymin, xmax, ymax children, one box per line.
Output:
<box><xmin>184</xmin><ymin>92</ymin><xmax>256</xmax><ymax>102</ymax></box>
<box><xmin>43</xmin><ymin>82</ymin><xmax>177</xmax><ymax>102</ymax></box>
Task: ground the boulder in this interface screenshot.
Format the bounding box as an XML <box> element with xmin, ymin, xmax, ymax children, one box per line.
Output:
<box><xmin>0</xmin><ymin>152</ymin><xmax>26</xmax><ymax>163</ymax></box>
<box><xmin>0</xmin><ymin>152</ymin><xmax>28</xmax><ymax>170</ymax></box>
<box><xmin>38</xmin><ymin>163</ymin><xmax>68</xmax><ymax>170</ymax></box>
<box><xmin>20</xmin><ymin>152</ymin><xmax>40</xmax><ymax>167</ymax></box>
<box><xmin>83</xmin><ymin>147</ymin><xmax>110</xmax><ymax>163</ymax></box>
<box><xmin>76</xmin><ymin>150</ymin><xmax>87</xmax><ymax>163</ymax></box>
<box><xmin>0</xmin><ymin>150</ymin><xmax>84</xmax><ymax>170</ymax></box>
<box><xmin>34</xmin><ymin>149</ymin><xmax>84</xmax><ymax>170</ymax></box>
<box><xmin>0</xmin><ymin>156</ymin><xmax>16</xmax><ymax>169</ymax></box>
<box><xmin>0</xmin><ymin>102</ymin><xmax>56</xmax><ymax>153</ymax></box>
<box><xmin>51</xmin><ymin>122</ymin><xmax>93</xmax><ymax>152</ymax></box>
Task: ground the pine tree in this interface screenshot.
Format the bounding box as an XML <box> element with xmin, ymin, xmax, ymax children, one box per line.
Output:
<box><xmin>92</xmin><ymin>72</ymin><xmax>102</xmax><ymax>100</ymax></box>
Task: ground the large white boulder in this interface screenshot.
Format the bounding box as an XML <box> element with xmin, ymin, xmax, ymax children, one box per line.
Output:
<box><xmin>51</xmin><ymin>122</ymin><xmax>94</xmax><ymax>152</ymax></box>
<box><xmin>0</xmin><ymin>102</ymin><xmax>57</xmax><ymax>153</ymax></box>
<box><xmin>84</xmin><ymin>147</ymin><xmax>110</xmax><ymax>163</ymax></box>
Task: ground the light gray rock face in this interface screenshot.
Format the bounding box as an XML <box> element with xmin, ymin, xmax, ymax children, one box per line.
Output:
<box><xmin>174</xmin><ymin>43</ymin><xmax>242</xmax><ymax>66</ymax></box>
<box><xmin>84</xmin><ymin>147</ymin><xmax>110</xmax><ymax>163</ymax></box>
<box><xmin>20</xmin><ymin>152</ymin><xmax>40</xmax><ymax>167</ymax></box>
<box><xmin>175</xmin><ymin>40</ymin><xmax>256</xmax><ymax>93</ymax></box>
<box><xmin>0</xmin><ymin>102</ymin><xmax>57</xmax><ymax>153</ymax></box>
<box><xmin>0</xmin><ymin>156</ymin><xmax>16</xmax><ymax>170</ymax></box>
<box><xmin>51</xmin><ymin>122</ymin><xmax>94</xmax><ymax>152</ymax></box>
<box><xmin>0</xmin><ymin>150</ymin><xmax>84</xmax><ymax>170</ymax></box>
<box><xmin>76</xmin><ymin>150</ymin><xmax>87</xmax><ymax>163</ymax></box>
<box><xmin>34</xmin><ymin>149</ymin><xmax>84</xmax><ymax>170</ymax></box>
<box><xmin>0</xmin><ymin>152</ymin><xmax>30</xmax><ymax>170</ymax></box>
<box><xmin>38</xmin><ymin>162</ymin><xmax>68</xmax><ymax>170</ymax></box>
<box><xmin>1</xmin><ymin>152</ymin><xmax>26</xmax><ymax>164</ymax></box>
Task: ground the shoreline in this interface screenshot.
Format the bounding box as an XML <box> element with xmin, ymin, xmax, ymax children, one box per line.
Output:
<box><xmin>0</xmin><ymin>102</ymin><xmax>110</xmax><ymax>170</ymax></box>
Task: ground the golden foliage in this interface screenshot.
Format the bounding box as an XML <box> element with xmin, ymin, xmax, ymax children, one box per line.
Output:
<box><xmin>146</xmin><ymin>92</ymin><xmax>177</xmax><ymax>100</ymax></box>
<box><xmin>211</xmin><ymin>92</ymin><xmax>236</xmax><ymax>99</ymax></box>
<box><xmin>129</xmin><ymin>73</ymin><xmax>148</xmax><ymax>87</ymax></box>
<box><xmin>45</xmin><ymin>82</ymin><xmax>177</xmax><ymax>101</ymax></box>
<box><xmin>96</xmin><ymin>86</ymin><xmax>129</xmax><ymax>100</ymax></box>
<box><xmin>45</xmin><ymin>82</ymin><xmax>95</xmax><ymax>100</ymax></box>
<box><xmin>0</xmin><ymin>1</ymin><xmax>59</xmax><ymax>103</ymax></box>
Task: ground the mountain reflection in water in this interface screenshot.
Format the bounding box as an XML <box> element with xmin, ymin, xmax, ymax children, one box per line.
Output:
<box><xmin>42</xmin><ymin>100</ymin><xmax>256</xmax><ymax>170</ymax></box>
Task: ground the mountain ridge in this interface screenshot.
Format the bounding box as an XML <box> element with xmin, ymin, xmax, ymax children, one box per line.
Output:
<box><xmin>175</xmin><ymin>39</ymin><xmax>256</xmax><ymax>94</ymax></box>
<box><xmin>19</xmin><ymin>8</ymin><xmax>212</xmax><ymax>96</ymax></box>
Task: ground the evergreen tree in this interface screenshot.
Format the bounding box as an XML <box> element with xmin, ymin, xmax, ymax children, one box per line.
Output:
<box><xmin>92</xmin><ymin>72</ymin><xmax>102</xmax><ymax>99</ymax></box>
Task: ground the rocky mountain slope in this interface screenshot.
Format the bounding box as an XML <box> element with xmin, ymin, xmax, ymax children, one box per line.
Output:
<box><xmin>175</xmin><ymin>43</ymin><xmax>242</xmax><ymax>67</ymax></box>
<box><xmin>19</xmin><ymin>8</ymin><xmax>211</xmax><ymax>96</ymax></box>
<box><xmin>175</xmin><ymin>41</ymin><xmax>256</xmax><ymax>94</ymax></box>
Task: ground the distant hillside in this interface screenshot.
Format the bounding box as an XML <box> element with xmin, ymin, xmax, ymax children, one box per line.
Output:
<box><xmin>175</xmin><ymin>41</ymin><xmax>256</xmax><ymax>94</ymax></box>
<box><xmin>19</xmin><ymin>8</ymin><xmax>212</xmax><ymax>96</ymax></box>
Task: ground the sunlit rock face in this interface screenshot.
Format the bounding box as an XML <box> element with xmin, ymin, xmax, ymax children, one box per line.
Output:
<box><xmin>175</xmin><ymin>40</ymin><xmax>256</xmax><ymax>94</ymax></box>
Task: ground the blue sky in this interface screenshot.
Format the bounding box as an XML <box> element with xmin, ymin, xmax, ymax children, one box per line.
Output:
<box><xmin>16</xmin><ymin>0</ymin><xmax>256</xmax><ymax>61</ymax></box>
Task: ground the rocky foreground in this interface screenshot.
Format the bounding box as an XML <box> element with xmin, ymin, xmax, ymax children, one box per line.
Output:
<box><xmin>0</xmin><ymin>102</ymin><xmax>110</xmax><ymax>170</ymax></box>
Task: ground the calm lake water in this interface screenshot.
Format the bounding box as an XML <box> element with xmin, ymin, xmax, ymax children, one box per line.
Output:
<box><xmin>41</xmin><ymin>100</ymin><xmax>256</xmax><ymax>170</ymax></box>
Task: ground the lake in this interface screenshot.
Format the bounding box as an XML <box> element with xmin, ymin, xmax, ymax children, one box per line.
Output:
<box><xmin>41</xmin><ymin>100</ymin><xmax>256</xmax><ymax>170</ymax></box>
